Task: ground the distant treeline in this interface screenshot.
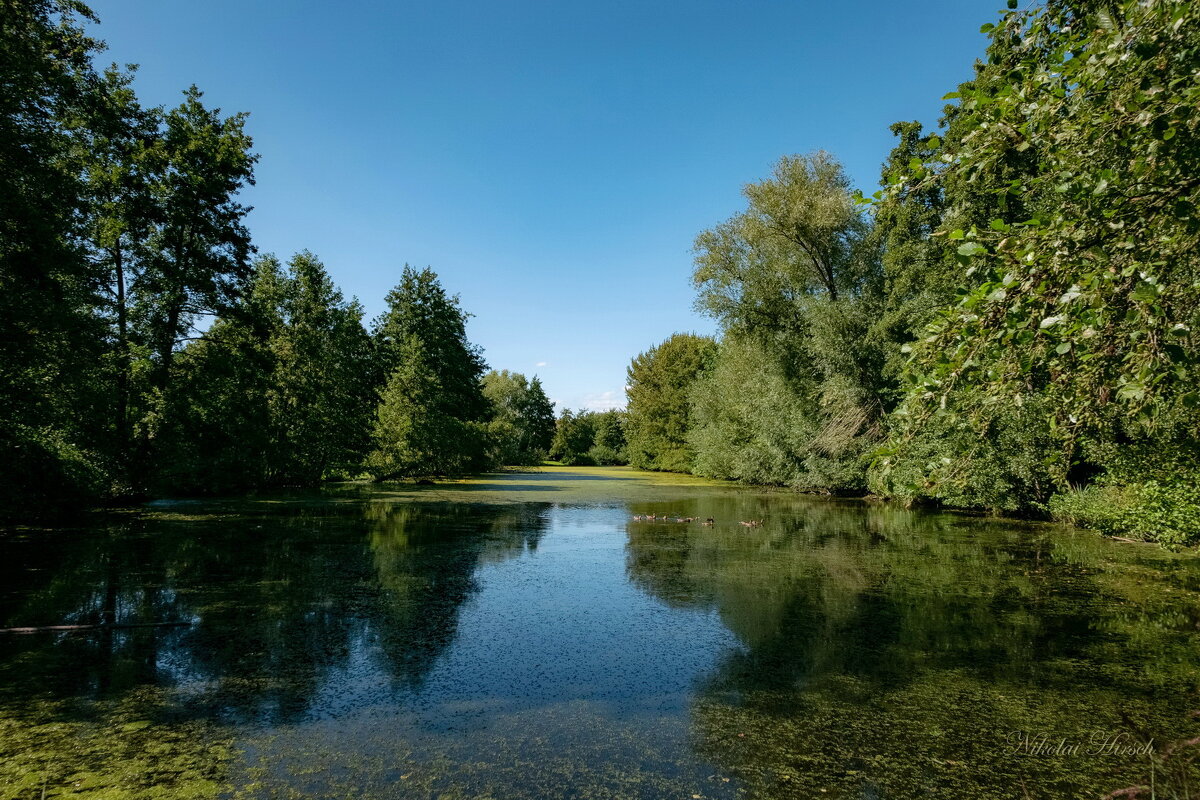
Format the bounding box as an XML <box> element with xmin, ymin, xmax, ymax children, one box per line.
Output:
<box><xmin>621</xmin><ymin>0</ymin><xmax>1200</xmax><ymax>546</ymax></box>
<box><xmin>1</xmin><ymin>1</ymin><xmax>558</xmax><ymax>510</ymax></box>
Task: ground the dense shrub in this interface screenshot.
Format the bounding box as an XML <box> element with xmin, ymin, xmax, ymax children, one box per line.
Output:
<box><xmin>1050</xmin><ymin>480</ymin><xmax>1200</xmax><ymax>549</ymax></box>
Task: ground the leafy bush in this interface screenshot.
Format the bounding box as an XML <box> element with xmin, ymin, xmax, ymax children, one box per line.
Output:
<box><xmin>587</xmin><ymin>444</ymin><xmax>625</xmax><ymax>466</ymax></box>
<box><xmin>1050</xmin><ymin>480</ymin><xmax>1200</xmax><ymax>549</ymax></box>
<box><xmin>870</xmin><ymin>394</ymin><xmax>1060</xmax><ymax>513</ymax></box>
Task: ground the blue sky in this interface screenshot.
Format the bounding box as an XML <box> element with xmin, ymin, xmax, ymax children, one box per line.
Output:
<box><xmin>86</xmin><ymin>0</ymin><xmax>999</xmax><ymax>411</ymax></box>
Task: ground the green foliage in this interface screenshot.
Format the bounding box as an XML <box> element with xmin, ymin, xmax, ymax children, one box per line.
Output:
<box><xmin>131</xmin><ymin>87</ymin><xmax>258</xmax><ymax>476</ymax></box>
<box><xmin>0</xmin><ymin>0</ymin><xmax>112</xmax><ymax>511</ymax></box>
<box><xmin>1050</xmin><ymin>480</ymin><xmax>1200</xmax><ymax>549</ymax></box>
<box><xmin>155</xmin><ymin>253</ymin><xmax>374</xmax><ymax>492</ymax></box>
<box><xmin>870</xmin><ymin>392</ymin><xmax>1061</xmax><ymax>512</ymax></box>
<box><xmin>368</xmin><ymin>267</ymin><xmax>490</xmax><ymax>478</ymax></box>
<box><xmin>1047</xmin><ymin>414</ymin><xmax>1200</xmax><ymax>546</ymax></box>
<box><xmin>6</xmin><ymin>0</ymin><xmax>1200</xmax><ymax>548</ymax></box>
<box><xmin>667</xmin><ymin>0</ymin><xmax>1200</xmax><ymax>544</ymax></box>
<box><xmin>155</xmin><ymin>313</ymin><xmax>273</xmax><ymax>493</ymax></box>
<box><xmin>0</xmin><ymin>1</ymin><xmax>508</xmax><ymax>507</ymax></box>
<box><xmin>588</xmin><ymin>410</ymin><xmax>627</xmax><ymax>465</ymax></box>
<box><xmin>550</xmin><ymin>409</ymin><xmax>597</xmax><ymax>466</ymax></box>
<box><xmin>264</xmin><ymin>252</ymin><xmax>374</xmax><ymax>482</ymax></box>
<box><xmin>546</xmin><ymin>409</ymin><xmax>628</xmax><ymax>466</ymax></box>
<box><xmin>0</xmin><ymin>424</ymin><xmax>110</xmax><ymax>513</ymax></box>
<box><xmin>693</xmin><ymin>151</ymin><xmax>868</xmax><ymax>316</ymax></box>
<box><xmin>373</xmin><ymin>265</ymin><xmax>489</xmax><ymax>424</ymax></box>
<box><xmin>625</xmin><ymin>333</ymin><xmax>716</xmax><ymax>472</ymax></box>
<box><xmin>482</xmin><ymin>370</ymin><xmax>556</xmax><ymax>465</ymax></box>
<box><xmin>876</xmin><ymin>0</ymin><xmax>1200</xmax><ymax>527</ymax></box>
<box><xmin>370</xmin><ymin>335</ymin><xmax>478</xmax><ymax>478</ymax></box>
<box><xmin>687</xmin><ymin>153</ymin><xmax>886</xmax><ymax>490</ymax></box>
<box><xmin>688</xmin><ymin>335</ymin><xmax>813</xmax><ymax>485</ymax></box>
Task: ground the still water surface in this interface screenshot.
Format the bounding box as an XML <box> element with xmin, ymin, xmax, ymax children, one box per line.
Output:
<box><xmin>1</xmin><ymin>467</ymin><xmax>1198</xmax><ymax>799</ymax></box>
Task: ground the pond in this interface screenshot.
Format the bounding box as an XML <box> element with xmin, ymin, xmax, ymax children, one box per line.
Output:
<box><xmin>1</xmin><ymin>467</ymin><xmax>1198</xmax><ymax>799</ymax></box>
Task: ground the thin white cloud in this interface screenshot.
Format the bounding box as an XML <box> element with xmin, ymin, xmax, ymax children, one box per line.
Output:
<box><xmin>535</xmin><ymin>361</ymin><xmax>547</xmax><ymax>367</ymax></box>
<box><xmin>581</xmin><ymin>390</ymin><xmax>625</xmax><ymax>412</ymax></box>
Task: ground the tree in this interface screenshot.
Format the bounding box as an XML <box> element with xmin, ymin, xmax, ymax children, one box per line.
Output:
<box><xmin>0</xmin><ymin>0</ymin><xmax>111</xmax><ymax>510</ymax></box>
<box><xmin>693</xmin><ymin>152</ymin><xmax>867</xmax><ymax>338</ymax></box>
<box><xmin>863</xmin><ymin>122</ymin><xmax>957</xmax><ymax>401</ymax></box>
<box><xmin>369</xmin><ymin>267</ymin><xmax>489</xmax><ymax>477</ymax></box>
<box><xmin>266</xmin><ymin>252</ymin><xmax>374</xmax><ymax>483</ymax></box>
<box><xmin>687</xmin><ymin>151</ymin><xmax>886</xmax><ymax>489</ymax></box>
<box><xmin>482</xmin><ymin>370</ymin><xmax>556</xmax><ymax>465</ymax></box>
<box><xmin>157</xmin><ymin>252</ymin><xmax>374</xmax><ymax>492</ymax></box>
<box><xmin>526</xmin><ymin>376</ymin><xmax>556</xmax><ymax>453</ymax></box>
<box><xmin>154</xmin><ymin>258</ymin><xmax>278</xmax><ymax>493</ymax></box>
<box><xmin>134</xmin><ymin>86</ymin><xmax>257</xmax><ymax>481</ymax></box>
<box><xmin>369</xmin><ymin>335</ymin><xmax>467</xmax><ymax>478</ymax></box>
<box><xmin>373</xmin><ymin>266</ymin><xmax>488</xmax><ymax>420</ymax></box>
<box><xmin>80</xmin><ymin>65</ymin><xmax>160</xmax><ymax>471</ymax></box>
<box><xmin>546</xmin><ymin>409</ymin><xmax>628</xmax><ymax>466</ymax></box>
<box><xmin>549</xmin><ymin>409</ymin><xmax>598</xmax><ymax>465</ymax></box>
<box><xmin>588</xmin><ymin>410</ymin><xmax>627</xmax><ymax>465</ymax></box>
<box><xmin>625</xmin><ymin>333</ymin><xmax>716</xmax><ymax>472</ymax></box>
<box><xmin>688</xmin><ymin>335</ymin><xmax>818</xmax><ymax>486</ymax></box>
<box><xmin>871</xmin><ymin>0</ymin><xmax>1200</xmax><ymax>533</ymax></box>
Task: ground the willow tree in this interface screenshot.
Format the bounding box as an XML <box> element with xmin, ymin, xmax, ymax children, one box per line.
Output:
<box><xmin>689</xmin><ymin>153</ymin><xmax>883</xmax><ymax>488</ymax></box>
<box><xmin>693</xmin><ymin>152</ymin><xmax>867</xmax><ymax>334</ymax></box>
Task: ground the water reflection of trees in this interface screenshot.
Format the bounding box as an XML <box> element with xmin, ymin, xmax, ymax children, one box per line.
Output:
<box><xmin>365</xmin><ymin>501</ymin><xmax>545</xmax><ymax>686</ymax></box>
<box><xmin>0</xmin><ymin>500</ymin><xmax>546</xmax><ymax>722</ymax></box>
<box><xmin>624</xmin><ymin>497</ymin><xmax>1200</xmax><ymax>798</ymax></box>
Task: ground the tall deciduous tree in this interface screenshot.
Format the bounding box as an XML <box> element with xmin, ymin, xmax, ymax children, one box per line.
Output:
<box><xmin>155</xmin><ymin>258</ymin><xmax>278</xmax><ymax>492</ymax></box>
<box><xmin>872</xmin><ymin>0</ymin><xmax>1200</xmax><ymax>528</ymax></box>
<box><xmin>688</xmin><ymin>151</ymin><xmax>886</xmax><ymax>490</ymax></box>
<box><xmin>693</xmin><ymin>152</ymin><xmax>867</xmax><ymax>337</ymax></box>
<box><xmin>81</xmin><ymin>65</ymin><xmax>159</xmax><ymax>469</ymax></box>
